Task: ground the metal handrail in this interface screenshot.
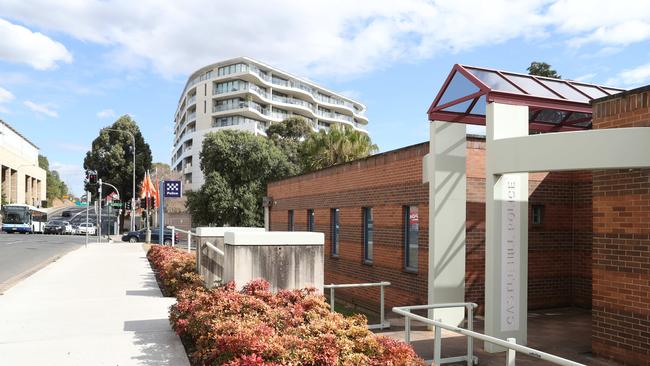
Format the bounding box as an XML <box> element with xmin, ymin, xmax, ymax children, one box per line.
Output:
<box><xmin>205</xmin><ymin>241</ymin><xmax>224</xmax><ymax>256</ymax></box>
<box><xmin>393</xmin><ymin>303</ymin><xmax>585</xmax><ymax>366</ymax></box>
<box><xmin>166</xmin><ymin>226</ymin><xmax>194</xmax><ymax>253</ymax></box>
<box><xmin>324</xmin><ymin>282</ymin><xmax>390</xmax><ymax>330</ymax></box>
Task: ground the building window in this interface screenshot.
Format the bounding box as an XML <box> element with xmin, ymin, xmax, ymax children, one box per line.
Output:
<box><xmin>532</xmin><ymin>204</ymin><xmax>544</xmax><ymax>225</ymax></box>
<box><xmin>331</xmin><ymin>208</ymin><xmax>340</xmax><ymax>256</ymax></box>
<box><xmin>288</xmin><ymin>210</ymin><xmax>294</xmax><ymax>231</ymax></box>
<box><xmin>363</xmin><ymin>207</ymin><xmax>373</xmax><ymax>263</ymax></box>
<box><xmin>307</xmin><ymin>209</ymin><xmax>315</xmax><ymax>231</ymax></box>
<box><xmin>204</xmin><ymin>83</ymin><xmax>207</xmax><ymax>96</ymax></box>
<box><xmin>404</xmin><ymin>206</ymin><xmax>419</xmax><ymax>271</ymax></box>
<box><xmin>203</xmin><ymin>100</ymin><xmax>206</xmax><ymax>114</ymax></box>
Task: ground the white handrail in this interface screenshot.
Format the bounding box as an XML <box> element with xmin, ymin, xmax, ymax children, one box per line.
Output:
<box><xmin>205</xmin><ymin>241</ymin><xmax>224</xmax><ymax>256</ymax></box>
<box><xmin>166</xmin><ymin>226</ymin><xmax>193</xmax><ymax>252</ymax></box>
<box><xmin>393</xmin><ymin>303</ymin><xmax>585</xmax><ymax>366</ymax></box>
<box><xmin>324</xmin><ymin>282</ymin><xmax>390</xmax><ymax>330</ymax></box>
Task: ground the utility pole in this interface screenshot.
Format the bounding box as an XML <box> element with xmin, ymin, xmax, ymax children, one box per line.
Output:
<box><xmin>98</xmin><ymin>179</ymin><xmax>102</xmax><ymax>244</ymax></box>
<box><xmin>85</xmin><ymin>191</ymin><xmax>91</xmax><ymax>247</ymax></box>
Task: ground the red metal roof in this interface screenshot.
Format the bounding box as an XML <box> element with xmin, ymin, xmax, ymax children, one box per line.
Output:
<box><xmin>428</xmin><ymin>64</ymin><xmax>625</xmax><ymax>132</ymax></box>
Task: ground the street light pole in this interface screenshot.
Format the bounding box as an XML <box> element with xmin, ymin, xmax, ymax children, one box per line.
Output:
<box><xmin>102</xmin><ymin>128</ymin><xmax>136</xmax><ymax>232</ymax></box>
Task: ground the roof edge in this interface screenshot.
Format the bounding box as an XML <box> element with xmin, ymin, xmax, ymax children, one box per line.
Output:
<box><xmin>590</xmin><ymin>84</ymin><xmax>650</xmax><ymax>105</ymax></box>
<box><xmin>0</xmin><ymin>119</ymin><xmax>40</xmax><ymax>150</ymax></box>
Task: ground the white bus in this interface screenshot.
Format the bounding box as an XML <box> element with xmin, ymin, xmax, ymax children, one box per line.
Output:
<box><xmin>1</xmin><ymin>204</ymin><xmax>47</xmax><ymax>234</ymax></box>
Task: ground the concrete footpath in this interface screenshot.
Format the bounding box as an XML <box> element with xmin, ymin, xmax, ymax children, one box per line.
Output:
<box><xmin>0</xmin><ymin>242</ymin><xmax>190</xmax><ymax>366</ymax></box>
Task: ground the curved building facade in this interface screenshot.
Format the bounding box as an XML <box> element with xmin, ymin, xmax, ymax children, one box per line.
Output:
<box><xmin>172</xmin><ymin>57</ymin><xmax>369</xmax><ymax>190</ymax></box>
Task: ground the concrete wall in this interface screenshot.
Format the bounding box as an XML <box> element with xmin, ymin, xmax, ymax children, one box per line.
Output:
<box><xmin>223</xmin><ymin>231</ymin><xmax>324</xmax><ymax>292</ymax></box>
<box><xmin>194</xmin><ymin>227</ymin><xmax>265</xmax><ymax>288</ymax></box>
<box><xmin>0</xmin><ymin>120</ymin><xmax>46</xmax><ymax>206</ymax></box>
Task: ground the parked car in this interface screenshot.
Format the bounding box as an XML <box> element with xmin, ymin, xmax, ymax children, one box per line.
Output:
<box><xmin>121</xmin><ymin>228</ymin><xmax>178</xmax><ymax>245</ymax></box>
<box><xmin>44</xmin><ymin>220</ymin><xmax>67</xmax><ymax>235</ymax></box>
<box><xmin>61</xmin><ymin>210</ymin><xmax>72</xmax><ymax>218</ymax></box>
<box><xmin>76</xmin><ymin>222</ymin><xmax>97</xmax><ymax>235</ymax></box>
<box><xmin>61</xmin><ymin>221</ymin><xmax>73</xmax><ymax>235</ymax></box>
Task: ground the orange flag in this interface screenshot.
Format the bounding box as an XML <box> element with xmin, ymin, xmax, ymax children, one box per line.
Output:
<box><xmin>153</xmin><ymin>175</ymin><xmax>160</xmax><ymax>208</ymax></box>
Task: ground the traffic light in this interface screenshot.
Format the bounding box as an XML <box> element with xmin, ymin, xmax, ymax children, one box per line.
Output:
<box><xmin>140</xmin><ymin>197</ymin><xmax>147</xmax><ymax>209</ymax></box>
<box><xmin>125</xmin><ymin>200</ymin><xmax>132</xmax><ymax>210</ymax></box>
<box><xmin>85</xmin><ymin>170</ymin><xmax>97</xmax><ymax>184</ymax></box>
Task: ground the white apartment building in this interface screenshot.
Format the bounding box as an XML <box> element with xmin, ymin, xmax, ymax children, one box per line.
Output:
<box><xmin>0</xmin><ymin>119</ymin><xmax>47</xmax><ymax>206</ymax></box>
<box><xmin>171</xmin><ymin>57</ymin><xmax>369</xmax><ymax>190</ymax></box>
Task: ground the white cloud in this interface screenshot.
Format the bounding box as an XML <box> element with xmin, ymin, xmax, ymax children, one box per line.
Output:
<box><xmin>24</xmin><ymin>100</ymin><xmax>58</xmax><ymax>117</ymax></box>
<box><xmin>0</xmin><ymin>0</ymin><xmax>649</xmax><ymax>80</ymax></box>
<box><xmin>0</xmin><ymin>0</ymin><xmax>552</xmax><ymax>79</ymax></box>
<box><xmin>0</xmin><ymin>18</ymin><xmax>72</xmax><ymax>70</ymax></box>
<box><xmin>97</xmin><ymin>108</ymin><xmax>115</xmax><ymax>118</ymax></box>
<box><xmin>607</xmin><ymin>63</ymin><xmax>650</xmax><ymax>87</ymax></box>
<box><xmin>0</xmin><ymin>85</ymin><xmax>14</xmax><ymax>103</ymax></box>
<box><xmin>0</xmin><ymin>85</ymin><xmax>14</xmax><ymax>114</ymax></box>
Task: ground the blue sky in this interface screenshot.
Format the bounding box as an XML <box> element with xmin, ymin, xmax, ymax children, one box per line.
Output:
<box><xmin>1</xmin><ymin>0</ymin><xmax>650</xmax><ymax>195</ymax></box>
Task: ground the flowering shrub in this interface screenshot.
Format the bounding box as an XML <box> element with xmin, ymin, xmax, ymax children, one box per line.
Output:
<box><xmin>170</xmin><ymin>279</ymin><xmax>424</xmax><ymax>366</ymax></box>
<box><xmin>147</xmin><ymin>245</ymin><xmax>203</xmax><ymax>296</ymax></box>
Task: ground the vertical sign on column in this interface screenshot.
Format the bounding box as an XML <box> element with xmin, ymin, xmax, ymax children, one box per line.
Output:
<box><xmin>501</xmin><ymin>174</ymin><xmax>520</xmax><ymax>332</ymax></box>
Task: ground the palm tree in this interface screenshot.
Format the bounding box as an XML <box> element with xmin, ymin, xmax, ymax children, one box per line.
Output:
<box><xmin>301</xmin><ymin>124</ymin><xmax>378</xmax><ymax>171</ymax></box>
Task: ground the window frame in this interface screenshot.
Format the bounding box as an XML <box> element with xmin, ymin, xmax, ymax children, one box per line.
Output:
<box><xmin>404</xmin><ymin>205</ymin><xmax>419</xmax><ymax>272</ymax></box>
<box><xmin>532</xmin><ymin>204</ymin><xmax>544</xmax><ymax>225</ymax></box>
<box><xmin>288</xmin><ymin>210</ymin><xmax>294</xmax><ymax>231</ymax></box>
<box><xmin>331</xmin><ymin>208</ymin><xmax>340</xmax><ymax>257</ymax></box>
<box><xmin>363</xmin><ymin>207</ymin><xmax>373</xmax><ymax>264</ymax></box>
<box><xmin>307</xmin><ymin>209</ymin><xmax>315</xmax><ymax>232</ymax></box>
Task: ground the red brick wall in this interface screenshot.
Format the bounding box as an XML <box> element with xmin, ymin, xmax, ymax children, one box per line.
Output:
<box><xmin>591</xmin><ymin>88</ymin><xmax>650</xmax><ymax>365</ymax></box>
<box><xmin>268</xmin><ymin>137</ymin><xmax>593</xmax><ymax>313</ymax></box>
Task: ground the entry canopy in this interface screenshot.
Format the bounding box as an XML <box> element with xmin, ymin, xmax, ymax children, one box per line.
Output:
<box><xmin>428</xmin><ymin>64</ymin><xmax>625</xmax><ymax>132</ymax></box>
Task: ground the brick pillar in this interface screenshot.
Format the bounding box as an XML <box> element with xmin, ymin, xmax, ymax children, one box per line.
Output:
<box><xmin>25</xmin><ymin>175</ymin><xmax>31</xmax><ymax>205</ymax></box>
<box><xmin>591</xmin><ymin>88</ymin><xmax>650</xmax><ymax>365</ymax></box>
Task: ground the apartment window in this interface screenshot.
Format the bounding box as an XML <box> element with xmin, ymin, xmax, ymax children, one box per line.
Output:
<box><xmin>203</xmin><ymin>100</ymin><xmax>206</xmax><ymax>114</ymax></box>
<box><xmin>217</xmin><ymin>63</ymin><xmax>248</xmax><ymax>77</ymax></box>
<box><xmin>331</xmin><ymin>208</ymin><xmax>340</xmax><ymax>256</ymax></box>
<box><xmin>532</xmin><ymin>204</ymin><xmax>544</xmax><ymax>225</ymax></box>
<box><xmin>363</xmin><ymin>207</ymin><xmax>373</xmax><ymax>263</ymax></box>
<box><xmin>215</xmin><ymin>80</ymin><xmax>246</xmax><ymax>94</ymax></box>
<box><xmin>307</xmin><ymin>209</ymin><xmax>315</xmax><ymax>231</ymax></box>
<box><xmin>288</xmin><ymin>210</ymin><xmax>294</xmax><ymax>231</ymax></box>
<box><xmin>404</xmin><ymin>206</ymin><xmax>419</xmax><ymax>271</ymax></box>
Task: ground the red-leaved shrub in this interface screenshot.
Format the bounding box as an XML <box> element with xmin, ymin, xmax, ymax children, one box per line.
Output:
<box><xmin>147</xmin><ymin>245</ymin><xmax>203</xmax><ymax>296</ymax></box>
<box><xmin>170</xmin><ymin>279</ymin><xmax>425</xmax><ymax>366</ymax></box>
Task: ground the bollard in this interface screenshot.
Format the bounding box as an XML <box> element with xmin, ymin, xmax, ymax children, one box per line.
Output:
<box><xmin>187</xmin><ymin>231</ymin><xmax>192</xmax><ymax>253</ymax></box>
<box><xmin>329</xmin><ymin>286</ymin><xmax>335</xmax><ymax>312</ymax></box>
<box><xmin>171</xmin><ymin>226</ymin><xmax>175</xmax><ymax>247</ymax></box>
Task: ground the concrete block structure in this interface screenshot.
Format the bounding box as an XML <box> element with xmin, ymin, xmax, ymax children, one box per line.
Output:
<box><xmin>267</xmin><ymin>64</ymin><xmax>650</xmax><ymax>364</ymax></box>
<box><xmin>0</xmin><ymin>119</ymin><xmax>46</xmax><ymax>207</ymax></box>
<box><xmin>222</xmin><ymin>231</ymin><xmax>324</xmax><ymax>293</ymax></box>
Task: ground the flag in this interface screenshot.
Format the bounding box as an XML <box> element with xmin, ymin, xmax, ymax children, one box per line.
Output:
<box><xmin>139</xmin><ymin>170</ymin><xmax>155</xmax><ymax>199</ymax></box>
<box><xmin>153</xmin><ymin>175</ymin><xmax>160</xmax><ymax>209</ymax></box>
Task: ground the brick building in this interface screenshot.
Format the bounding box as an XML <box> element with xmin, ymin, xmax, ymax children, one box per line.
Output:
<box><xmin>268</xmin><ymin>64</ymin><xmax>650</xmax><ymax>364</ymax></box>
<box><xmin>267</xmin><ymin>137</ymin><xmax>592</xmax><ymax>312</ymax></box>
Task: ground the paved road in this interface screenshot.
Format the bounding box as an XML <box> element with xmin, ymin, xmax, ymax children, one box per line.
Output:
<box><xmin>0</xmin><ymin>234</ymin><xmax>86</xmax><ymax>292</ymax></box>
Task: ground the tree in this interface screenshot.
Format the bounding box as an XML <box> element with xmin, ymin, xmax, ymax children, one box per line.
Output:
<box><xmin>38</xmin><ymin>154</ymin><xmax>69</xmax><ymax>206</ymax></box>
<box><xmin>266</xmin><ymin>116</ymin><xmax>312</xmax><ymax>170</ymax></box>
<box><xmin>186</xmin><ymin>130</ymin><xmax>296</xmax><ymax>226</ymax></box>
<box><xmin>83</xmin><ymin>115</ymin><xmax>152</xmax><ymax>231</ymax></box>
<box><xmin>301</xmin><ymin>124</ymin><xmax>378</xmax><ymax>171</ymax></box>
<box><xmin>527</xmin><ymin>61</ymin><xmax>561</xmax><ymax>79</ymax></box>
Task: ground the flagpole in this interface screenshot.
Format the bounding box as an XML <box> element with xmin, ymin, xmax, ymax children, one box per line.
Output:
<box><xmin>145</xmin><ymin>170</ymin><xmax>151</xmax><ymax>244</ymax></box>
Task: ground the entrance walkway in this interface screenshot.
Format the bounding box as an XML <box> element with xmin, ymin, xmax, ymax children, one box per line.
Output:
<box><xmin>379</xmin><ymin>308</ymin><xmax>621</xmax><ymax>365</ymax></box>
<box><xmin>0</xmin><ymin>242</ymin><xmax>189</xmax><ymax>365</ymax></box>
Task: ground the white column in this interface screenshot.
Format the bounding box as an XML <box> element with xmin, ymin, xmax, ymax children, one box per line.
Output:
<box><xmin>426</xmin><ymin>120</ymin><xmax>467</xmax><ymax>325</ymax></box>
<box><xmin>485</xmin><ymin>102</ymin><xmax>529</xmax><ymax>352</ymax></box>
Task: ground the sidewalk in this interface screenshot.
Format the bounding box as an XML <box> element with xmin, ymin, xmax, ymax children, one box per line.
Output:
<box><xmin>0</xmin><ymin>243</ymin><xmax>190</xmax><ymax>365</ymax></box>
